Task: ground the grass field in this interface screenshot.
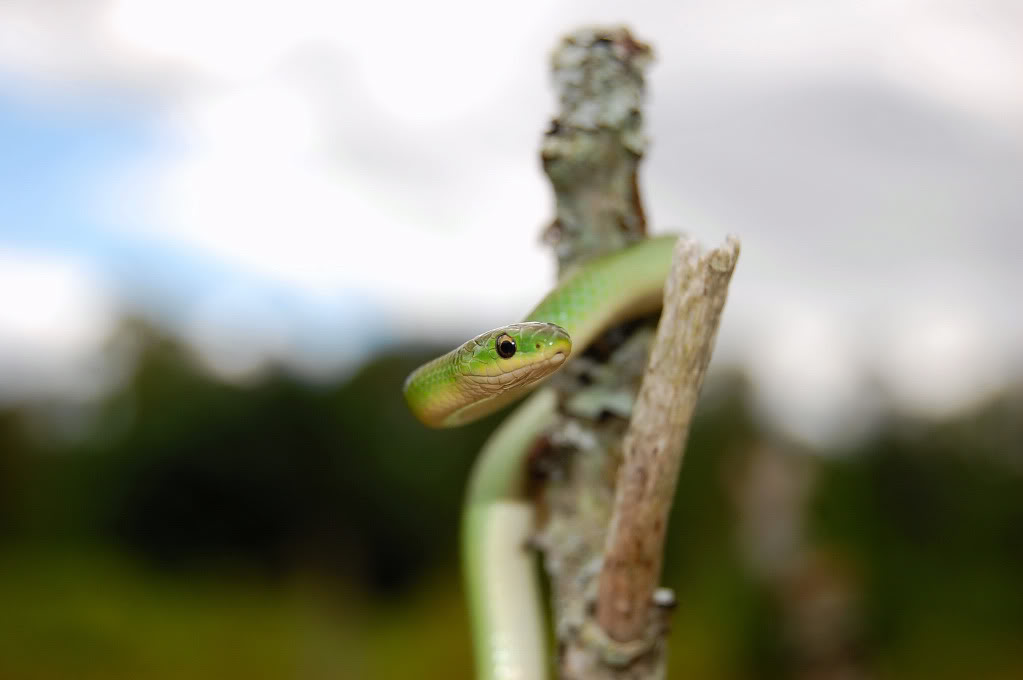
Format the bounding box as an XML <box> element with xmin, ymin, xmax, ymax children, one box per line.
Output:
<box><xmin>0</xmin><ymin>545</ymin><xmax>474</xmax><ymax>680</ymax></box>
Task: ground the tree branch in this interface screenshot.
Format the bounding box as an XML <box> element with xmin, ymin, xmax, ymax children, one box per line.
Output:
<box><xmin>597</xmin><ymin>235</ymin><xmax>740</xmax><ymax>642</ymax></box>
<box><xmin>533</xmin><ymin>26</ymin><xmax>741</xmax><ymax>679</ymax></box>
<box><xmin>541</xmin><ymin>26</ymin><xmax>653</xmax><ymax>271</ymax></box>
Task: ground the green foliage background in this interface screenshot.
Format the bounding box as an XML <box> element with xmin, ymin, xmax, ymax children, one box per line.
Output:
<box><xmin>1</xmin><ymin>320</ymin><xmax>1021</xmax><ymax>679</ymax></box>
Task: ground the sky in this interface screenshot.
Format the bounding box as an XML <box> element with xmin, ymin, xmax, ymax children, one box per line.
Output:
<box><xmin>0</xmin><ymin>0</ymin><xmax>1021</xmax><ymax>445</ymax></box>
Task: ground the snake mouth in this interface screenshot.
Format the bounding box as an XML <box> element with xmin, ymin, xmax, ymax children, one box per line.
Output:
<box><xmin>466</xmin><ymin>351</ymin><xmax>567</xmax><ymax>387</ymax></box>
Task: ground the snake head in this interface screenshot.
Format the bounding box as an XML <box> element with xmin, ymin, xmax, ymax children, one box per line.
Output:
<box><xmin>456</xmin><ymin>322</ymin><xmax>572</xmax><ymax>389</ymax></box>
<box><xmin>403</xmin><ymin>322</ymin><xmax>572</xmax><ymax>428</ymax></box>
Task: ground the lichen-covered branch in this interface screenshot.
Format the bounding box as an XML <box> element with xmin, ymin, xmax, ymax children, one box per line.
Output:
<box><xmin>541</xmin><ymin>26</ymin><xmax>652</xmax><ymax>271</ymax></box>
<box><xmin>532</xmin><ymin>27</ymin><xmax>657</xmax><ymax>679</ymax></box>
<box><xmin>531</xmin><ymin>26</ymin><xmax>741</xmax><ymax>680</ymax></box>
<box><xmin>596</xmin><ymin>236</ymin><xmax>740</xmax><ymax>642</ymax></box>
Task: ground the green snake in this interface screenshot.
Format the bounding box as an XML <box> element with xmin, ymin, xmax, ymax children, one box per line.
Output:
<box><xmin>404</xmin><ymin>235</ymin><xmax>677</xmax><ymax>679</ymax></box>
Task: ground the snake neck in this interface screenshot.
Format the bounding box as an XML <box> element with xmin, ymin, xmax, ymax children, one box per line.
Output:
<box><xmin>404</xmin><ymin>235</ymin><xmax>678</xmax><ymax>428</ymax></box>
<box><xmin>525</xmin><ymin>235</ymin><xmax>676</xmax><ymax>347</ymax></box>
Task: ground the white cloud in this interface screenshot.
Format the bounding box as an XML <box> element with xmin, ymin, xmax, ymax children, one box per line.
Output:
<box><xmin>3</xmin><ymin>1</ymin><xmax>1021</xmax><ymax>129</ymax></box>
<box><xmin>104</xmin><ymin>0</ymin><xmax>324</xmax><ymax>82</ymax></box>
<box><xmin>182</xmin><ymin>283</ymin><xmax>291</xmax><ymax>383</ymax></box>
<box><xmin>0</xmin><ymin>249</ymin><xmax>118</xmax><ymax>401</ymax></box>
<box><xmin>106</xmin><ymin>74</ymin><xmax>554</xmax><ymax>325</ymax></box>
<box><xmin>879</xmin><ymin>306</ymin><xmax>1007</xmax><ymax>417</ymax></box>
<box><xmin>746</xmin><ymin>297</ymin><xmax>875</xmax><ymax>447</ymax></box>
<box><xmin>2</xmin><ymin>0</ymin><xmax>1022</xmax><ymax>436</ymax></box>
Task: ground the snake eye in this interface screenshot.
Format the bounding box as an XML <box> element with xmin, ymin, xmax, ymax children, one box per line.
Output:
<box><xmin>496</xmin><ymin>334</ymin><xmax>516</xmax><ymax>359</ymax></box>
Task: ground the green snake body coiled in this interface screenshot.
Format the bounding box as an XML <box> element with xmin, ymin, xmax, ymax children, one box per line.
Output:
<box><xmin>404</xmin><ymin>235</ymin><xmax>678</xmax><ymax>679</ymax></box>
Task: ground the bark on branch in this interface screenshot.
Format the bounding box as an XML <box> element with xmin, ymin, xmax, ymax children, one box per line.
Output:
<box><xmin>534</xmin><ymin>26</ymin><xmax>740</xmax><ymax>679</ymax></box>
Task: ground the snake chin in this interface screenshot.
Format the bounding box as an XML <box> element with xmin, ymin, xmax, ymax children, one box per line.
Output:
<box><xmin>466</xmin><ymin>351</ymin><xmax>567</xmax><ymax>388</ymax></box>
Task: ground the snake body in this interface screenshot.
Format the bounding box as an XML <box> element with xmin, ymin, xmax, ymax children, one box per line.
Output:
<box><xmin>403</xmin><ymin>235</ymin><xmax>678</xmax><ymax>679</ymax></box>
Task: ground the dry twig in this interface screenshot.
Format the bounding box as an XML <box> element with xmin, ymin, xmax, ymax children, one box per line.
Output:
<box><xmin>597</xmin><ymin>236</ymin><xmax>740</xmax><ymax>642</ymax></box>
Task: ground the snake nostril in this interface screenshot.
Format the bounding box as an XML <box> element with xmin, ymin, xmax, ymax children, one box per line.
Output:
<box><xmin>535</xmin><ymin>344</ymin><xmax>541</xmax><ymax>349</ymax></box>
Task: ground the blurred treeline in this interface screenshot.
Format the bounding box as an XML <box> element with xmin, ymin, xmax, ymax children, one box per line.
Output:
<box><xmin>1</xmin><ymin>320</ymin><xmax>1021</xmax><ymax>679</ymax></box>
